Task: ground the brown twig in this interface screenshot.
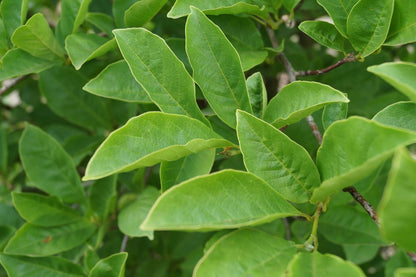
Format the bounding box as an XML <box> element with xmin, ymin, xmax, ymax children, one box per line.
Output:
<box><xmin>343</xmin><ymin>186</ymin><xmax>379</xmax><ymax>225</ymax></box>
<box><xmin>295</xmin><ymin>53</ymin><xmax>356</xmax><ymax>77</ymax></box>
<box><xmin>120</xmin><ymin>235</ymin><xmax>129</xmax><ymax>252</ymax></box>
<box><xmin>281</xmin><ymin>218</ymin><xmax>292</xmax><ymax>240</ymax></box>
<box><xmin>0</xmin><ymin>75</ymin><xmax>29</xmax><ymax>95</ymax></box>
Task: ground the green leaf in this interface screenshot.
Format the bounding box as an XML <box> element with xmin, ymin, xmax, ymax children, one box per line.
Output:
<box><xmin>39</xmin><ymin>66</ymin><xmax>112</xmax><ymax>130</ymax></box>
<box><xmin>89</xmin><ymin>253</ymin><xmax>128</xmax><ymax>277</ymax></box>
<box><xmin>386</xmin><ymin>250</ymin><xmax>415</xmax><ymax>277</ymax></box>
<box><xmin>311</xmin><ymin>117</ymin><xmax>416</xmax><ymax>203</ymax></box>
<box><xmin>87</xmin><ymin>176</ymin><xmax>117</xmax><ymax>222</ymax></box>
<box><xmin>112</xmin><ymin>0</ymin><xmax>136</xmax><ymax>27</ymax></box>
<box><xmin>0</xmin><ymin>0</ymin><xmax>29</xmax><ymax>39</ymax></box>
<box><xmin>0</xmin><ymin>226</ymin><xmax>15</xmax><ymax>249</ymax></box>
<box><xmin>0</xmin><ymin>127</ymin><xmax>7</xmax><ymax>173</ymax></box>
<box><xmin>167</xmin><ymin>0</ymin><xmax>268</xmax><ymax>19</ymax></box>
<box><xmin>322</xmin><ymin>101</ymin><xmax>348</xmax><ymax>130</ymax></box>
<box><xmin>84</xmin><ymin>112</ymin><xmax>234</xmax><ymax>181</ymax></box>
<box><xmin>114</xmin><ymin>28</ymin><xmax>208</xmax><ymax>125</ymax></box>
<box><xmin>194</xmin><ymin>229</ymin><xmax>296</xmax><ymax>277</ymax></box>
<box><xmin>141</xmin><ymin>170</ymin><xmax>300</xmax><ymax>231</ymax></box>
<box><xmin>395</xmin><ymin>268</ymin><xmax>416</xmax><ymax>277</ymax></box>
<box><xmin>286</xmin><ymin>252</ymin><xmax>366</xmax><ymax>277</ymax></box>
<box><xmin>185</xmin><ymin>7</ymin><xmax>252</xmax><ymax>128</ymax></box>
<box><xmin>367</xmin><ymin>62</ymin><xmax>416</xmax><ymax>102</ymax></box>
<box><xmin>160</xmin><ymin>149</ymin><xmax>215</xmax><ymax>192</ymax></box>
<box><xmin>379</xmin><ymin>148</ymin><xmax>416</xmax><ymax>252</ymax></box>
<box><xmin>299</xmin><ymin>21</ymin><xmax>348</xmax><ymax>52</ymax></box>
<box><xmin>83</xmin><ymin>60</ymin><xmax>151</xmax><ymax>103</ymax></box>
<box><xmin>246</xmin><ymin>72</ymin><xmax>267</xmax><ymax>118</ymax></box>
<box><xmin>12</xmin><ymin>13</ymin><xmax>65</xmax><ymax>61</ymax></box>
<box><xmin>237</xmin><ymin>110</ymin><xmax>320</xmax><ymax>203</ymax></box>
<box><xmin>264</xmin><ymin>81</ymin><xmax>349</xmax><ymax>129</ymax></box>
<box><xmin>384</xmin><ymin>0</ymin><xmax>416</xmax><ymax>46</ymax></box>
<box><xmin>347</xmin><ymin>0</ymin><xmax>394</xmax><ymax>57</ymax></box>
<box><xmin>0</xmin><ymin>20</ymin><xmax>9</xmax><ymax>56</ymax></box>
<box><xmin>65</xmin><ymin>34</ymin><xmax>117</xmax><ymax>70</ymax></box>
<box><xmin>85</xmin><ymin>12</ymin><xmax>115</xmax><ymax>37</ymax></box>
<box><xmin>56</xmin><ymin>0</ymin><xmax>92</xmax><ymax>44</ymax></box>
<box><xmin>124</xmin><ymin>0</ymin><xmax>168</xmax><ymax>27</ymax></box>
<box><xmin>19</xmin><ymin>124</ymin><xmax>85</xmax><ymax>203</ymax></box>
<box><xmin>4</xmin><ymin>221</ymin><xmax>96</xmax><ymax>256</ymax></box>
<box><xmin>342</xmin><ymin>244</ymin><xmax>379</xmax><ymax>265</ymax></box>
<box><xmin>282</xmin><ymin>0</ymin><xmax>301</xmax><ymax>12</ymax></box>
<box><xmin>12</xmin><ymin>192</ymin><xmax>81</xmax><ymax>226</ymax></box>
<box><xmin>373</xmin><ymin>102</ymin><xmax>416</xmax><ymax>132</ymax></box>
<box><xmin>316</xmin><ymin>0</ymin><xmax>359</xmax><ymax>37</ymax></box>
<box><xmin>118</xmin><ymin>186</ymin><xmax>160</xmax><ymax>239</ymax></box>
<box><xmin>0</xmin><ymin>255</ymin><xmax>87</xmax><ymax>277</ymax></box>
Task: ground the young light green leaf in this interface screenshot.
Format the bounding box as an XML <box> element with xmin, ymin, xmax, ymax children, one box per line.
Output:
<box><xmin>0</xmin><ymin>0</ymin><xmax>29</xmax><ymax>39</ymax></box>
<box><xmin>84</xmin><ymin>112</ymin><xmax>234</xmax><ymax>181</ymax></box>
<box><xmin>384</xmin><ymin>0</ymin><xmax>416</xmax><ymax>46</ymax></box>
<box><xmin>367</xmin><ymin>62</ymin><xmax>416</xmax><ymax>102</ymax></box>
<box><xmin>379</xmin><ymin>148</ymin><xmax>416</xmax><ymax>252</ymax></box>
<box><xmin>12</xmin><ymin>192</ymin><xmax>81</xmax><ymax>226</ymax></box>
<box><xmin>124</xmin><ymin>0</ymin><xmax>168</xmax><ymax>27</ymax></box>
<box><xmin>87</xmin><ymin>176</ymin><xmax>117</xmax><ymax>222</ymax></box>
<box><xmin>160</xmin><ymin>149</ymin><xmax>215</xmax><ymax>192</ymax></box>
<box><xmin>395</xmin><ymin>268</ymin><xmax>416</xmax><ymax>277</ymax></box>
<box><xmin>185</xmin><ymin>7</ymin><xmax>252</xmax><ymax>128</ymax></box>
<box><xmin>263</xmin><ymin>81</ymin><xmax>349</xmax><ymax>129</ymax></box>
<box><xmin>286</xmin><ymin>252</ymin><xmax>366</xmax><ymax>277</ymax></box>
<box><xmin>141</xmin><ymin>170</ymin><xmax>300</xmax><ymax>231</ymax></box>
<box><xmin>0</xmin><ymin>255</ymin><xmax>87</xmax><ymax>277</ymax></box>
<box><xmin>237</xmin><ymin>110</ymin><xmax>320</xmax><ymax>203</ymax></box>
<box><xmin>0</xmin><ymin>127</ymin><xmax>7</xmax><ymax>173</ymax></box>
<box><xmin>56</xmin><ymin>0</ymin><xmax>92</xmax><ymax>44</ymax></box>
<box><xmin>114</xmin><ymin>28</ymin><xmax>208</xmax><ymax>124</ymax></box>
<box><xmin>312</xmin><ymin>117</ymin><xmax>416</xmax><ymax>203</ymax></box>
<box><xmin>246</xmin><ymin>72</ymin><xmax>267</xmax><ymax>118</ymax></box>
<box><xmin>347</xmin><ymin>0</ymin><xmax>394</xmax><ymax>57</ymax></box>
<box><xmin>39</xmin><ymin>66</ymin><xmax>112</xmax><ymax>130</ymax></box>
<box><xmin>65</xmin><ymin>34</ymin><xmax>117</xmax><ymax>70</ymax></box>
<box><xmin>373</xmin><ymin>102</ymin><xmax>416</xmax><ymax>132</ymax></box>
<box><xmin>194</xmin><ymin>229</ymin><xmax>297</xmax><ymax>277</ymax></box>
<box><xmin>83</xmin><ymin>60</ymin><xmax>151</xmax><ymax>103</ymax></box>
<box><xmin>322</xmin><ymin>101</ymin><xmax>348</xmax><ymax>130</ymax></box>
<box><xmin>89</xmin><ymin>253</ymin><xmax>128</xmax><ymax>277</ymax></box>
<box><xmin>316</xmin><ymin>0</ymin><xmax>359</xmax><ymax>37</ymax></box>
<box><xmin>118</xmin><ymin>186</ymin><xmax>160</xmax><ymax>239</ymax></box>
<box><xmin>85</xmin><ymin>13</ymin><xmax>115</xmax><ymax>37</ymax></box>
<box><xmin>4</xmin><ymin>221</ymin><xmax>96</xmax><ymax>256</ymax></box>
<box><xmin>19</xmin><ymin>124</ymin><xmax>85</xmax><ymax>203</ymax></box>
<box><xmin>12</xmin><ymin>13</ymin><xmax>65</xmax><ymax>61</ymax></box>
<box><xmin>299</xmin><ymin>21</ymin><xmax>349</xmax><ymax>52</ymax></box>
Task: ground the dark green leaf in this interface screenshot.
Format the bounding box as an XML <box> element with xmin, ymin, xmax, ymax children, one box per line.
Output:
<box><xmin>322</xmin><ymin>101</ymin><xmax>348</xmax><ymax>130</ymax></box>
<box><xmin>0</xmin><ymin>127</ymin><xmax>7</xmax><ymax>173</ymax></box>
<box><xmin>246</xmin><ymin>72</ymin><xmax>267</xmax><ymax>118</ymax></box>
<box><xmin>56</xmin><ymin>0</ymin><xmax>92</xmax><ymax>44</ymax></box>
<box><xmin>85</xmin><ymin>12</ymin><xmax>115</xmax><ymax>37</ymax></box>
<box><xmin>124</xmin><ymin>0</ymin><xmax>168</xmax><ymax>27</ymax></box>
<box><xmin>112</xmin><ymin>0</ymin><xmax>136</xmax><ymax>27</ymax></box>
<box><xmin>384</xmin><ymin>0</ymin><xmax>416</xmax><ymax>46</ymax></box>
<box><xmin>87</xmin><ymin>176</ymin><xmax>117</xmax><ymax>222</ymax></box>
<box><xmin>299</xmin><ymin>21</ymin><xmax>348</xmax><ymax>52</ymax></box>
<box><xmin>0</xmin><ymin>0</ymin><xmax>29</xmax><ymax>39</ymax></box>
<box><xmin>316</xmin><ymin>0</ymin><xmax>359</xmax><ymax>37</ymax></box>
<box><xmin>89</xmin><ymin>253</ymin><xmax>127</xmax><ymax>277</ymax></box>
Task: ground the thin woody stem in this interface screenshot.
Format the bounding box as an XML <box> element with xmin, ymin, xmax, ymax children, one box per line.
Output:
<box><xmin>343</xmin><ymin>186</ymin><xmax>379</xmax><ymax>225</ymax></box>
<box><xmin>295</xmin><ymin>53</ymin><xmax>356</xmax><ymax>77</ymax></box>
<box><xmin>0</xmin><ymin>75</ymin><xmax>29</xmax><ymax>96</ymax></box>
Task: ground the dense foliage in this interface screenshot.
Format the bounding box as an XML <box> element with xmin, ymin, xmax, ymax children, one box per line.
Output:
<box><xmin>0</xmin><ymin>0</ymin><xmax>415</xmax><ymax>276</ymax></box>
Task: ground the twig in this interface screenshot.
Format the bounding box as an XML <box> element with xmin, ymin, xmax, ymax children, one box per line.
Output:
<box><xmin>294</xmin><ymin>0</ymin><xmax>306</xmax><ymax>12</ymax></box>
<box><xmin>0</xmin><ymin>76</ymin><xmax>29</xmax><ymax>95</ymax></box>
<box><xmin>295</xmin><ymin>53</ymin><xmax>356</xmax><ymax>77</ymax></box>
<box><xmin>281</xmin><ymin>218</ymin><xmax>291</xmax><ymax>240</ymax></box>
<box><xmin>120</xmin><ymin>235</ymin><xmax>129</xmax><ymax>252</ymax></box>
<box><xmin>306</xmin><ymin>115</ymin><xmax>323</xmax><ymax>145</ymax></box>
<box><xmin>343</xmin><ymin>186</ymin><xmax>379</xmax><ymax>226</ymax></box>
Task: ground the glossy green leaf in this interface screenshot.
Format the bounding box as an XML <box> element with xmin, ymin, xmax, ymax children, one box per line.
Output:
<box><xmin>114</xmin><ymin>28</ymin><xmax>208</xmax><ymax>124</ymax></box>
<box><xmin>39</xmin><ymin>66</ymin><xmax>112</xmax><ymax>130</ymax></box>
<box><xmin>160</xmin><ymin>149</ymin><xmax>215</xmax><ymax>192</ymax></box>
<box><xmin>316</xmin><ymin>0</ymin><xmax>359</xmax><ymax>37</ymax></box>
<box><xmin>4</xmin><ymin>221</ymin><xmax>96</xmax><ymax>256</ymax></box>
<box><xmin>322</xmin><ymin>101</ymin><xmax>348</xmax><ymax>130</ymax></box>
<box><xmin>367</xmin><ymin>62</ymin><xmax>416</xmax><ymax>102</ymax></box>
<box><xmin>312</xmin><ymin>117</ymin><xmax>416</xmax><ymax>203</ymax></box>
<box><xmin>286</xmin><ymin>252</ymin><xmax>366</xmax><ymax>277</ymax></box>
<box><xmin>395</xmin><ymin>268</ymin><xmax>416</xmax><ymax>277</ymax></box>
<box><xmin>264</xmin><ymin>81</ymin><xmax>349</xmax><ymax>129</ymax></box>
<box><xmin>12</xmin><ymin>13</ymin><xmax>65</xmax><ymax>61</ymax></box>
<box><xmin>385</xmin><ymin>250</ymin><xmax>415</xmax><ymax>277</ymax></box>
<box><xmin>65</xmin><ymin>34</ymin><xmax>117</xmax><ymax>70</ymax></box>
<box><xmin>84</xmin><ymin>112</ymin><xmax>234</xmax><ymax>181</ymax></box>
<box><xmin>167</xmin><ymin>0</ymin><xmax>268</xmax><ymax>19</ymax></box>
<box><xmin>19</xmin><ymin>124</ymin><xmax>85</xmax><ymax>203</ymax></box>
<box><xmin>124</xmin><ymin>0</ymin><xmax>168</xmax><ymax>27</ymax></box>
<box><xmin>347</xmin><ymin>0</ymin><xmax>394</xmax><ymax>57</ymax></box>
<box><xmin>194</xmin><ymin>229</ymin><xmax>296</xmax><ymax>277</ymax></box>
<box><xmin>379</xmin><ymin>148</ymin><xmax>416</xmax><ymax>252</ymax></box>
<box><xmin>0</xmin><ymin>226</ymin><xmax>15</xmax><ymax>249</ymax></box>
<box><xmin>299</xmin><ymin>21</ymin><xmax>348</xmax><ymax>52</ymax></box>
<box><xmin>342</xmin><ymin>244</ymin><xmax>379</xmax><ymax>265</ymax></box>
<box><xmin>0</xmin><ymin>0</ymin><xmax>29</xmax><ymax>39</ymax></box>
<box><xmin>12</xmin><ymin>192</ymin><xmax>81</xmax><ymax>226</ymax></box>
<box><xmin>385</xmin><ymin>0</ymin><xmax>416</xmax><ymax>46</ymax></box>
<box><xmin>87</xmin><ymin>176</ymin><xmax>117</xmax><ymax>221</ymax></box>
<box><xmin>185</xmin><ymin>7</ymin><xmax>252</xmax><ymax>128</ymax></box>
<box><xmin>85</xmin><ymin>12</ymin><xmax>115</xmax><ymax>37</ymax></box>
<box><xmin>89</xmin><ymin>253</ymin><xmax>127</xmax><ymax>277</ymax></box>
<box><xmin>0</xmin><ymin>20</ymin><xmax>9</xmax><ymax>56</ymax></box>
<box><xmin>83</xmin><ymin>60</ymin><xmax>151</xmax><ymax>103</ymax></box>
<box><xmin>56</xmin><ymin>0</ymin><xmax>92</xmax><ymax>44</ymax></box>
<box><xmin>373</xmin><ymin>102</ymin><xmax>416</xmax><ymax>132</ymax></box>
<box><xmin>118</xmin><ymin>186</ymin><xmax>160</xmax><ymax>239</ymax></box>
<box><xmin>0</xmin><ymin>255</ymin><xmax>87</xmax><ymax>277</ymax></box>
<box><xmin>0</xmin><ymin>127</ymin><xmax>7</xmax><ymax>173</ymax></box>
<box><xmin>112</xmin><ymin>0</ymin><xmax>136</xmax><ymax>27</ymax></box>
<box><xmin>282</xmin><ymin>0</ymin><xmax>301</xmax><ymax>12</ymax></box>
<box><xmin>237</xmin><ymin>110</ymin><xmax>320</xmax><ymax>203</ymax></box>
<box><xmin>141</xmin><ymin>170</ymin><xmax>300</xmax><ymax>231</ymax></box>
<box><xmin>246</xmin><ymin>72</ymin><xmax>267</xmax><ymax>118</ymax></box>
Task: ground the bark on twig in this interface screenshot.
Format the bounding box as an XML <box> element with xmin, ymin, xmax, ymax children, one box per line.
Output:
<box><xmin>295</xmin><ymin>53</ymin><xmax>356</xmax><ymax>77</ymax></box>
<box><xmin>343</xmin><ymin>186</ymin><xmax>379</xmax><ymax>225</ymax></box>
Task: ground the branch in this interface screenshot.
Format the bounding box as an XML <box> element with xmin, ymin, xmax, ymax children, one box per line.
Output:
<box><xmin>0</xmin><ymin>75</ymin><xmax>29</xmax><ymax>96</ymax></box>
<box><xmin>295</xmin><ymin>53</ymin><xmax>356</xmax><ymax>77</ymax></box>
<box><xmin>120</xmin><ymin>235</ymin><xmax>129</xmax><ymax>252</ymax></box>
<box><xmin>343</xmin><ymin>186</ymin><xmax>379</xmax><ymax>225</ymax></box>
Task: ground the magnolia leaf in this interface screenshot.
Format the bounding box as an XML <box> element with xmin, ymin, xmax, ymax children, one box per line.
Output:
<box><xmin>316</xmin><ymin>0</ymin><xmax>359</xmax><ymax>37</ymax></box>
<box><xmin>246</xmin><ymin>72</ymin><xmax>267</xmax><ymax>118</ymax></box>
<box><xmin>0</xmin><ymin>127</ymin><xmax>7</xmax><ymax>173</ymax></box>
<box><xmin>89</xmin><ymin>253</ymin><xmax>128</xmax><ymax>277</ymax></box>
<box><xmin>395</xmin><ymin>268</ymin><xmax>416</xmax><ymax>277</ymax></box>
<box><xmin>322</xmin><ymin>101</ymin><xmax>348</xmax><ymax>130</ymax></box>
<box><xmin>299</xmin><ymin>21</ymin><xmax>348</xmax><ymax>52</ymax></box>
<box><xmin>373</xmin><ymin>102</ymin><xmax>416</xmax><ymax>132</ymax></box>
<box><xmin>56</xmin><ymin>0</ymin><xmax>92</xmax><ymax>43</ymax></box>
<box><xmin>384</xmin><ymin>0</ymin><xmax>416</xmax><ymax>46</ymax></box>
<box><xmin>0</xmin><ymin>0</ymin><xmax>29</xmax><ymax>39</ymax></box>
<box><xmin>85</xmin><ymin>13</ymin><xmax>115</xmax><ymax>37</ymax></box>
<box><xmin>87</xmin><ymin>176</ymin><xmax>117</xmax><ymax>221</ymax></box>
<box><xmin>124</xmin><ymin>0</ymin><xmax>168</xmax><ymax>27</ymax></box>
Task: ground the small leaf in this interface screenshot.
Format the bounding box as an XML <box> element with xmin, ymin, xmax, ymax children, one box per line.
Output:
<box><xmin>19</xmin><ymin>124</ymin><xmax>85</xmax><ymax>203</ymax></box>
<box><xmin>124</xmin><ymin>0</ymin><xmax>168</xmax><ymax>27</ymax></box>
<box><xmin>367</xmin><ymin>62</ymin><xmax>416</xmax><ymax>102</ymax></box>
<box><xmin>85</xmin><ymin>13</ymin><xmax>115</xmax><ymax>37</ymax></box>
<box><xmin>316</xmin><ymin>0</ymin><xmax>359</xmax><ymax>37</ymax></box>
<box><xmin>379</xmin><ymin>148</ymin><xmax>416</xmax><ymax>252</ymax></box>
<box><xmin>194</xmin><ymin>229</ymin><xmax>297</xmax><ymax>277</ymax></box>
<box><xmin>246</xmin><ymin>72</ymin><xmax>267</xmax><ymax>118</ymax></box>
<box><xmin>347</xmin><ymin>0</ymin><xmax>394</xmax><ymax>57</ymax></box>
<box><xmin>264</xmin><ymin>81</ymin><xmax>349</xmax><ymax>129</ymax></box>
<box><xmin>299</xmin><ymin>21</ymin><xmax>348</xmax><ymax>52</ymax></box>
<box><xmin>141</xmin><ymin>170</ymin><xmax>300</xmax><ymax>231</ymax></box>
<box><xmin>0</xmin><ymin>0</ymin><xmax>29</xmax><ymax>39</ymax></box>
<box><xmin>384</xmin><ymin>0</ymin><xmax>416</xmax><ymax>46</ymax></box>
<box><xmin>87</xmin><ymin>176</ymin><xmax>117</xmax><ymax>221</ymax></box>
<box><xmin>84</xmin><ymin>112</ymin><xmax>234</xmax><ymax>181</ymax></box>
<box><xmin>118</xmin><ymin>186</ymin><xmax>160</xmax><ymax>239</ymax></box>
<box><xmin>312</xmin><ymin>117</ymin><xmax>416</xmax><ymax>203</ymax></box>
<box><xmin>373</xmin><ymin>102</ymin><xmax>416</xmax><ymax>132</ymax></box>
<box><xmin>185</xmin><ymin>7</ymin><xmax>252</xmax><ymax>128</ymax></box>
<box><xmin>237</xmin><ymin>110</ymin><xmax>320</xmax><ymax>203</ymax></box>
<box><xmin>56</xmin><ymin>0</ymin><xmax>92</xmax><ymax>44</ymax></box>
<box><xmin>322</xmin><ymin>101</ymin><xmax>348</xmax><ymax>130</ymax></box>
<box><xmin>89</xmin><ymin>253</ymin><xmax>128</xmax><ymax>277</ymax></box>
